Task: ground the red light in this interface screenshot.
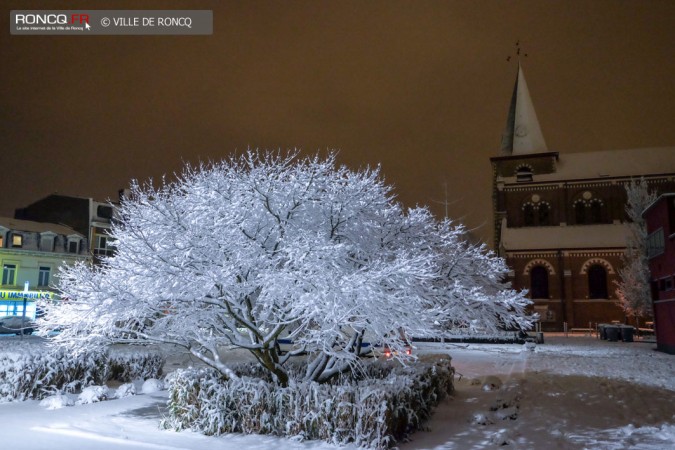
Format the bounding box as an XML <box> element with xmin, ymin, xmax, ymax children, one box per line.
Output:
<box><xmin>406</xmin><ymin>348</ymin><xmax>412</xmax><ymax>355</ymax></box>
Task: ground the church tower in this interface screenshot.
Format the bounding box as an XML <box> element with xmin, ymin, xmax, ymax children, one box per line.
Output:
<box><xmin>488</xmin><ymin>63</ymin><xmax>675</xmax><ymax>331</ymax></box>
<box><xmin>490</xmin><ymin>64</ymin><xmax>558</xmax><ymax>251</ymax></box>
<box><xmin>500</xmin><ymin>64</ymin><xmax>549</xmax><ymax>156</ymax></box>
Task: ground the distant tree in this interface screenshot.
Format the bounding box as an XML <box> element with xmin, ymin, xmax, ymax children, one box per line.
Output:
<box><xmin>615</xmin><ymin>178</ymin><xmax>657</xmax><ymax>321</ymax></box>
<box><xmin>43</xmin><ymin>152</ymin><xmax>532</xmax><ymax>386</ymax></box>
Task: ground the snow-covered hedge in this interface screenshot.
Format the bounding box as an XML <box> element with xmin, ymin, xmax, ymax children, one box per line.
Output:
<box><xmin>163</xmin><ymin>355</ymin><xmax>454</xmax><ymax>449</ymax></box>
<box><xmin>0</xmin><ymin>341</ymin><xmax>164</xmax><ymax>402</ymax></box>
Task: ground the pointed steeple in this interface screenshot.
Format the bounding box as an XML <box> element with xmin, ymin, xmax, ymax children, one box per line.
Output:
<box><xmin>500</xmin><ymin>64</ymin><xmax>548</xmax><ymax>155</ymax></box>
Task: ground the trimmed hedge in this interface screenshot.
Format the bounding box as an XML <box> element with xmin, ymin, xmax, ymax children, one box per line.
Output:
<box><xmin>163</xmin><ymin>355</ymin><xmax>454</xmax><ymax>449</ymax></box>
<box><xmin>0</xmin><ymin>341</ymin><xmax>164</xmax><ymax>402</ymax></box>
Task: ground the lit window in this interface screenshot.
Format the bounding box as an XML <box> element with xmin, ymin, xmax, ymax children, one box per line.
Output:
<box><xmin>12</xmin><ymin>234</ymin><xmax>23</xmax><ymax>248</ymax></box>
<box><xmin>0</xmin><ymin>235</ymin><xmax>3</xmax><ymax>248</ymax></box>
<box><xmin>38</xmin><ymin>266</ymin><xmax>50</xmax><ymax>287</ymax></box>
<box><xmin>2</xmin><ymin>264</ymin><xmax>16</xmax><ymax>285</ymax></box>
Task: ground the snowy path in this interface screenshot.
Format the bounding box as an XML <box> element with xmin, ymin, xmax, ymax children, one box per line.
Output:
<box><xmin>0</xmin><ymin>388</ymin><xmax>355</xmax><ymax>450</ymax></box>
<box><xmin>405</xmin><ymin>337</ymin><xmax>675</xmax><ymax>449</ymax></box>
<box><xmin>2</xmin><ymin>336</ymin><xmax>674</xmax><ymax>449</ymax></box>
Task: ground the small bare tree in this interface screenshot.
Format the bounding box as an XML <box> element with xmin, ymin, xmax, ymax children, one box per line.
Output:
<box><xmin>615</xmin><ymin>178</ymin><xmax>656</xmax><ymax>324</ymax></box>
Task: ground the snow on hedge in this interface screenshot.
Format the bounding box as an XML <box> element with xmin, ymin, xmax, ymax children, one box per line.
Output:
<box><xmin>162</xmin><ymin>356</ymin><xmax>454</xmax><ymax>449</ymax></box>
<box><xmin>0</xmin><ymin>340</ymin><xmax>164</xmax><ymax>402</ymax></box>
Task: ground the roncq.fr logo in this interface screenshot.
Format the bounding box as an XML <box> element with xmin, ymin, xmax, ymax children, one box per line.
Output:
<box><xmin>15</xmin><ymin>13</ymin><xmax>90</xmax><ymax>26</ymax></box>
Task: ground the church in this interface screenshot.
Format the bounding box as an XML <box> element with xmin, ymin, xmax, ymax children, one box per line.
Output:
<box><xmin>490</xmin><ymin>65</ymin><xmax>675</xmax><ymax>331</ymax></box>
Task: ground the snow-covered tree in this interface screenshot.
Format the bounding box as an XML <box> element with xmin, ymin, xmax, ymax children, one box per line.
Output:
<box><xmin>43</xmin><ymin>152</ymin><xmax>531</xmax><ymax>386</ymax></box>
<box><xmin>615</xmin><ymin>178</ymin><xmax>657</xmax><ymax>320</ymax></box>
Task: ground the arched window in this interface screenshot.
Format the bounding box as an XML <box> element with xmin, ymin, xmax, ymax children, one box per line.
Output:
<box><xmin>523</xmin><ymin>204</ymin><xmax>535</xmax><ymax>226</ymax></box>
<box><xmin>516</xmin><ymin>166</ymin><xmax>533</xmax><ymax>182</ymax></box>
<box><xmin>588</xmin><ymin>265</ymin><xmax>608</xmax><ymax>299</ymax></box>
<box><xmin>575</xmin><ymin>202</ymin><xmax>586</xmax><ymax>225</ymax></box>
<box><xmin>530</xmin><ymin>266</ymin><xmax>549</xmax><ymax>299</ymax></box>
<box><xmin>538</xmin><ymin>203</ymin><xmax>550</xmax><ymax>226</ymax></box>
<box><xmin>590</xmin><ymin>200</ymin><xmax>603</xmax><ymax>224</ymax></box>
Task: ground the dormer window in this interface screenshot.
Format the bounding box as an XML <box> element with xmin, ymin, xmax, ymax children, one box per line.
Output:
<box><xmin>11</xmin><ymin>234</ymin><xmax>23</xmax><ymax>248</ymax></box>
<box><xmin>39</xmin><ymin>232</ymin><xmax>56</xmax><ymax>252</ymax></box>
<box><xmin>516</xmin><ymin>166</ymin><xmax>533</xmax><ymax>182</ymax></box>
<box><xmin>0</xmin><ymin>227</ymin><xmax>7</xmax><ymax>248</ymax></box>
<box><xmin>67</xmin><ymin>235</ymin><xmax>83</xmax><ymax>254</ymax></box>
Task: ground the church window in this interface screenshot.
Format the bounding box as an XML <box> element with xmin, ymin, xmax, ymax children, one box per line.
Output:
<box><xmin>590</xmin><ymin>199</ymin><xmax>603</xmax><ymax>224</ymax></box>
<box><xmin>574</xmin><ymin>201</ymin><xmax>586</xmax><ymax>225</ymax></box>
<box><xmin>516</xmin><ymin>166</ymin><xmax>533</xmax><ymax>182</ymax></box>
<box><xmin>523</xmin><ymin>204</ymin><xmax>535</xmax><ymax>226</ymax></box>
<box><xmin>530</xmin><ymin>266</ymin><xmax>549</xmax><ymax>299</ymax></box>
<box><xmin>588</xmin><ymin>265</ymin><xmax>608</xmax><ymax>299</ymax></box>
<box><xmin>538</xmin><ymin>203</ymin><xmax>550</xmax><ymax>226</ymax></box>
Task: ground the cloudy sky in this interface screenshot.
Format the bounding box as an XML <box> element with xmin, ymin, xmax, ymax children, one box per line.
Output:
<box><xmin>2</xmin><ymin>0</ymin><xmax>674</xmax><ymax>245</ymax></box>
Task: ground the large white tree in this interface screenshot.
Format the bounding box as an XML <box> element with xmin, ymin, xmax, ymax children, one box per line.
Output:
<box><xmin>44</xmin><ymin>152</ymin><xmax>531</xmax><ymax>386</ymax></box>
<box><xmin>615</xmin><ymin>178</ymin><xmax>657</xmax><ymax>321</ymax></box>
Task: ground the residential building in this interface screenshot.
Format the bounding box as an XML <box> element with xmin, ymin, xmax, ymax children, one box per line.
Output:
<box><xmin>642</xmin><ymin>193</ymin><xmax>675</xmax><ymax>354</ymax></box>
<box><xmin>0</xmin><ymin>217</ymin><xmax>88</xmax><ymax>320</ymax></box>
<box><xmin>15</xmin><ymin>193</ymin><xmax>116</xmax><ymax>263</ymax></box>
<box><xmin>490</xmin><ymin>64</ymin><xmax>675</xmax><ymax>331</ymax></box>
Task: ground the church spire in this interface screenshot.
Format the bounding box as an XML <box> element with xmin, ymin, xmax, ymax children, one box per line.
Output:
<box><xmin>500</xmin><ymin>63</ymin><xmax>548</xmax><ymax>155</ymax></box>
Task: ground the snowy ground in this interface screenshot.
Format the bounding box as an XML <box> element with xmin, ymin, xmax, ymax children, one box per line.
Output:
<box><xmin>1</xmin><ymin>334</ymin><xmax>674</xmax><ymax>449</ymax></box>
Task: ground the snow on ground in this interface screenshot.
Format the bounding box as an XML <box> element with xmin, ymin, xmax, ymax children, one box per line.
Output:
<box><xmin>1</xmin><ymin>334</ymin><xmax>674</xmax><ymax>449</ymax></box>
<box><xmin>405</xmin><ymin>335</ymin><xmax>675</xmax><ymax>449</ymax></box>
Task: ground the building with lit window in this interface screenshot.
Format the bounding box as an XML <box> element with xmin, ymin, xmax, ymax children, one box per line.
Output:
<box><xmin>642</xmin><ymin>193</ymin><xmax>675</xmax><ymax>354</ymax></box>
<box><xmin>15</xmin><ymin>193</ymin><xmax>117</xmax><ymax>264</ymax></box>
<box><xmin>491</xmin><ymin>65</ymin><xmax>675</xmax><ymax>331</ymax></box>
<box><xmin>0</xmin><ymin>217</ymin><xmax>88</xmax><ymax>321</ymax></box>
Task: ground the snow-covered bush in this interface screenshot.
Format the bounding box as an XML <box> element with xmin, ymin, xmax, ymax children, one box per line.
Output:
<box><xmin>77</xmin><ymin>385</ymin><xmax>109</xmax><ymax>404</ymax></box>
<box><xmin>46</xmin><ymin>152</ymin><xmax>531</xmax><ymax>387</ymax></box>
<box><xmin>0</xmin><ymin>341</ymin><xmax>163</xmax><ymax>402</ymax></box>
<box><xmin>141</xmin><ymin>378</ymin><xmax>165</xmax><ymax>394</ymax></box>
<box><xmin>114</xmin><ymin>383</ymin><xmax>137</xmax><ymax>398</ymax></box>
<box><xmin>39</xmin><ymin>393</ymin><xmax>74</xmax><ymax>409</ymax></box>
<box><xmin>162</xmin><ymin>356</ymin><xmax>454</xmax><ymax>449</ymax></box>
<box><xmin>107</xmin><ymin>349</ymin><xmax>165</xmax><ymax>382</ymax></box>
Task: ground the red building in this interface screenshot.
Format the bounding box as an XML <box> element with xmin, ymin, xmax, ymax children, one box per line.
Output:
<box><xmin>642</xmin><ymin>193</ymin><xmax>675</xmax><ymax>354</ymax></box>
<box><xmin>491</xmin><ymin>64</ymin><xmax>675</xmax><ymax>331</ymax></box>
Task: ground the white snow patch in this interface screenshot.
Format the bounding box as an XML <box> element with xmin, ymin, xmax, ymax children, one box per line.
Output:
<box><xmin>141</xmin><ymin>378</ymin><xmax>165</xmax><ymax>394</ymax></box>
<box><xmin>76</xmin><ymin>386</ymin><xmax>109</xmax><ymax>405</ymax></box>
<box><xmin>39</xmin><ymin>394</ymin><xmax>74</xmax><ymax>410</ymax></box>
<box><xmin>1</xmin><ymin>336</ymin><xmax>674</xmax><ymax>450</ymax></box>
<box><xmin>113</xmin><ymin>383</ymin><xmax>136</xmax><ymax>399</ymax></box>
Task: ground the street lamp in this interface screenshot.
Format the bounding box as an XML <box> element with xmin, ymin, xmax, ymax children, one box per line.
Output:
<box><xmin>21</xmin><ymin>281</ymin><xmax>28</xmax><ymax>340</ymax></box>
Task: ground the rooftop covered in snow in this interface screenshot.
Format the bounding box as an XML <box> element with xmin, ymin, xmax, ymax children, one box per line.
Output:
<box><xmin>0</xmin><ymin>216</ymin><xmax>83</xmax><ymax>237</ymax></box>
<box><xmin>499</xmin><ymin>147</ymin><xmax>675</xmax><ymax>184</ymax></box>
